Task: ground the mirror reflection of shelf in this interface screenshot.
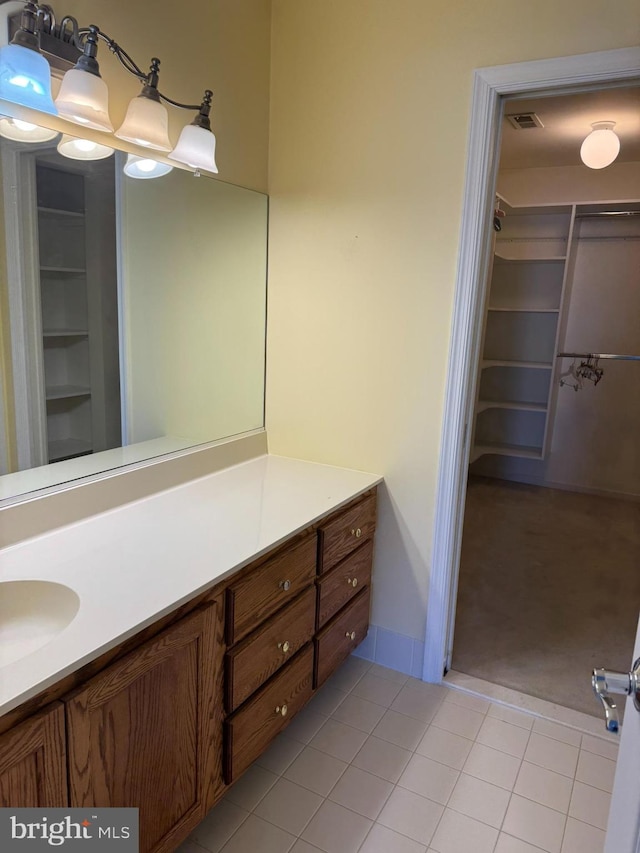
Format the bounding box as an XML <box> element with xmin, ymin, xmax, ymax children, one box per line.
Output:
<box><xmin>45</xmin><ymin>385</ymin><xmax>92</xmax><ymax>401</ymax></box>
<box><xmin>40</xmin><ymin>266</ymin><xmax>87</xmax><ymax>274</ymax></box>
<box><xmin>48</xmin><ymin>438</ymin><xmax>93</xmax><ymax>464</ymax></box>
<box><xmin>42</xmin><ymin>330</ymin><xmax>89</xmax><ymax>338</ymax></box>
<box><xmin>37</xmin><ymin>206</ymin><xmax>85</xmax><ymax>219</ymax></box>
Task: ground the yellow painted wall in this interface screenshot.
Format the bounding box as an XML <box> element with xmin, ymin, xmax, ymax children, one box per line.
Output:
<box><xmin>266</xmin><ymin>0</ymin><xmax>640</xmax><ymax>640</ymax></box>
<box><xmin>58</xmin><ymin>0</ymin><xmax>271</xmax><ymax>192</ymax></box>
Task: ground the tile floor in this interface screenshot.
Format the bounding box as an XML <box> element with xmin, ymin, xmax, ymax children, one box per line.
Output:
<box><xmin>178</xmin><ymin>657</ymin><xmax>617</xmax><ymax>853</ymax></box>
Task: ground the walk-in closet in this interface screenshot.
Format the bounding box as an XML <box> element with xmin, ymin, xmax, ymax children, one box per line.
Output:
<box><xmin>452</xmin><ymin>87</ymin><xmax>640</xmax><ymax>717</ymax></box>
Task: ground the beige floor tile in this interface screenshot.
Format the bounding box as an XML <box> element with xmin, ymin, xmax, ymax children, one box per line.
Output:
<box><xmin>368</xmin><ymin>663</ymin><xmax>410</xmax><ymax>685</ymax></box>
<box><xmin>352</xmin><ymin>673</ymin><xmax>404</xmax><ymax>707</ymax></box>
<box><xmin>224</xmin><ymin>765</ymin><xmax>278</xmax><ymax>811</ymax></box>
<box><xmin>253</xmin><ymin>777</ymin><xmax>323</xmax><ymax>836</ymax></box>
<box><xmin>430</xmin><ymin>809</ymin><xmax>499</xmax><ymax>853</ymax></box>
<box><xmin>462</xmin><ymin>742</ymin><xmax>521</xmax><ymax>790</ymax></box>
<box><xmin>301</xmin><ymin>800</ymin><xmax>372</xmax><ymax>853</ymax></box>
<box><xmin>431</xmin><ymin>702</ymin><xmax>485</xmax><ymax>740</ymax></box>
<box><xmin>476</xmin><ymin>717</ymin><xmax>531</xmax><ymax>759</ymax></box>
<box><xmin>332</xmin><ymin>694</ymin><xmax>386</xmax><ymax>733</ymax></box>
<box><xmin>305</xmin><ymin>685</ymin><xmax>348</xmax><ymax>716</ymax></box>
<box><xmin>324</xmin><ymin>656</ymin><xmax>371</xmax><ymax>692</ymax></box>
<box><xmin>360</xmin><ymin>823</ymin><xmax>427</xmax><ymax>853</ymax></box>
<box><xmin>442</xmin><ymin>689</ymin><xmax>491</xmax><ymax>714</ymax></box>
<box><xmin>377</xmin><ymin>787</ymin><xmax>443</xmax><ymax>845</ymax></box>
<box><xmin>290</xmin><ymin>841</ymin><xmax>325</xmax><ymax>853</ymax></box>
<box><xmin>447</xmin><ymin>773</ymin><xmax>510</xmax><ymax>828</ymax></box>
<box><xmin>397</xmin><ymin>754</ymin><xmax>459</xmax><ymax>805</ymax></box>
<box><xmin>352</xmin><ymin>735</ymin><xmax>412</xmax><ymax>782</ymax></box>
<box><xmin>532</xmin><ymin>718</ymin><xmax>582</xmax><ymax>747</ymax></box>
<box><xmin>502</xmin><ymin>794</ymin><xmax>567</xmax><ymax>853</ymax></box>
<box><xmin>328</xmin><ymin>765</ymin><xmax>393</xmax><ymax>819</ymax></box>
<box><xmin>283</xmin><ymin>746</ymin><xmax>348</xmax><ymax>796</ymax></box>
<box><xmin>372</xmin><ymin>709</ymin><xmax>428</xmax><ymax>750</ymax></box>
<box><xmin>189</xmin><ymin>800</ymin><xmax>249</xmax><ymax>853</ymax></box>
<box><xmin>495</xmin><ymin>834</ymin><xmax>551</xmax><ymax>853</ymax></box>
<box><xmin>514</xmin><ymin>761</ymin><xmax>573</xmax><ymax>813</ymax></box>
<box><xmin>524</xmin><ymin>733</ymin><xmax>579</xmax><ymax>778</ymax></box>
<box><xmin>176</xmin><ymin>842</ymin><xmax>208</xmax><ymax>853</ymax></box>
<box><xmin>219</xmin><ymin>815</ymin><xmax>295</xmax><ymax>853</ymax></box>
<box><xmin>487</xmin><ymin>704</ymin><xmax>535</xmax><ymax>730</ymax></box>
<box><xmin>580</xmin><ymin>734</ymin><xmax>618</xmax><ymax>761</ymax></box>
<box><xmin>309</xmin><ymin>718</ymin><xmax>368</xmax><ymax>761</ymax></box>
<box><xmin>391</xmin><ymin>683</ymin><xmax>447</xmax><ymax>723</ymax></box>
<box><xmin>255</xmin><ymin>734</ymin><xmax>305</xmax><ymax>775</ymax></box>
<box><xmin>561</xmin><ymin>817</ymin><xmax>606</xmax><ymax>853</ymax></box>
<box><xmin>568</xmin><ymin>781</ymin><xmax>611</xmax><ymax>830</ymax></box>
<box><xmin>281</xmin><ymin>707</ymin><xmax>329</xmax><ymax>744</ymax></box>
<box><xmin>575</xmin><ymin>750</ymin><xmax>616</xmax><ymax>793</ymax></box>
<box><xmin>416</xmin><ymin>727</ymin><xmax>473</xmax><ymax>770</ymax></box>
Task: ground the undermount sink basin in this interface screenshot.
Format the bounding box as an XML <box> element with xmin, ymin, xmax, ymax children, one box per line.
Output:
<box><xmin>0</xmin><ymin>580</ymin><xmax>80</xmax><ymax>667</ymax></box>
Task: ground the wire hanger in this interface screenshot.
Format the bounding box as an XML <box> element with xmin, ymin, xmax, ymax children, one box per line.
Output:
<box><xmin>559</xmin><ymin>355</ymin><xmax>603</xmax><ymax>391</ymax></box>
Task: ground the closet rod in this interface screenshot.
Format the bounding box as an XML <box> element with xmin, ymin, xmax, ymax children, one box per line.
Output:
<box><xmin>575</xmin><ymin>211</ymin><xmax>640</xmax><ymax>218</ymax></box>
<box><xmin>557</xmin><ymin>352</ymin><xmax>640</xmax><ymax>362</ymax></box>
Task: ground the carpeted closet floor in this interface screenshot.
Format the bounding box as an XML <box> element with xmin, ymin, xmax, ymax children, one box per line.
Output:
<box><xmin>452</xmin><ymin>476</ymin><xmax>640</xmax><ymax>717</ymax></box>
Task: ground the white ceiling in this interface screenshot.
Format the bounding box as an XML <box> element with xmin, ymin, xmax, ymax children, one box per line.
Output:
<box><xmin>498</xmin><ymin>86</ymin><xmax>640</xmax><ymax>170</ymax></box>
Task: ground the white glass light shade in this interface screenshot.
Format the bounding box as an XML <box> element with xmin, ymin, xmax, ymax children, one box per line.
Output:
<box><xmin>168</xmin><ymin>124</ymin><xmax>218</xmax><ymax>173</ymax></box>
<box><xmin>124</xmin><ymin>153</ymin><xmax>173</xmax><ymax>179</ymax></box>
<box><xmin>0</xmin><ymin>44</ymin><xmax>57</xmax><ymax>114</ymax></box>
<box><xmin>57</xmin><ymin>134</ymin><xmax>113</xmax><ymax>161</ymax></box>
<box><xmin>115</xmin><ymin>96</ymin><xmax>172</xmax><ymax>151</ymax></box>
<box><xmin>0</xmin><ymin>117</ymin><xmax>58</xmax><ymax>142</ymax></box>
<box><xmin>55</xmin><ymin>68</ymin><xmax>113</xmax><ymax>132</ymax></box>
<box><xmin>580</xmin><ymin>122</ymin><xmax>620</xmax><ymax>170</ymax></box>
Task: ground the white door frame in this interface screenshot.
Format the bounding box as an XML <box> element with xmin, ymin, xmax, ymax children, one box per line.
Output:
<box><xmin>423</xmin><ymin>45</ymin><xmax>640</xmax><ymax>683</ymax></box>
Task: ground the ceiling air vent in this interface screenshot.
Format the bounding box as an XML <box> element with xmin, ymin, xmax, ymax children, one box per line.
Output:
<box><xmin>506</xmin><ymin>112</ymin><xmax>544</xmax><ymax>130</ymax></box>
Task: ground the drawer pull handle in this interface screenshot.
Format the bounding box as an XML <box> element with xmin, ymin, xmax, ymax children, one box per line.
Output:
<box><xmin>279</xmin><ymin>580</ymin><xmax>291</xmax><ymax>591</ymax></box>
<box><xmin>345</xmin><ymin>631</ymin><xmax>356</xmax><ymax>641</ymax></box>
<box><xmin>351</xmin><ymin>527</ymin><xmax>362</xmax><ymax>539</ymax></box>
<box><xmin>278</xmin><ymin>640</ymin><xmax>291</xmax><ymax>654</ymax></box>
<box><xmin>275</xmin><ymin>704</ymin><xmax>288</xmax><ymax>717</ymax></box>
<box><xmin>347</xmin><ymin>577</ymin><xmax>358</xmax><ymax>588</ymax></box>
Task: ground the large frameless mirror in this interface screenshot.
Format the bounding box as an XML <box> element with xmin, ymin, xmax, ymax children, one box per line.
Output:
<box><xmin>0</xmin><ymin>129</ymin><xmax>268</xmax><ymax>504</ymax></box>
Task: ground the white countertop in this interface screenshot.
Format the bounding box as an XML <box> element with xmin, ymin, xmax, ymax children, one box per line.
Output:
<box><xmin>0</xmin><ymin>454</ymin><xmax>382</xmax><ymax>717</ymax></box>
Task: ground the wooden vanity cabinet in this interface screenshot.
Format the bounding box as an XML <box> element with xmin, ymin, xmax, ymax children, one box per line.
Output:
<box><xmin>0</xmin><ymin>703</ymin><xmax>67</xmax><ymax>807</ymax></box>
<box><xmin>65</xmin><ymin>603</ymin><xmax>221</xmax><ymax>853</ymax></box>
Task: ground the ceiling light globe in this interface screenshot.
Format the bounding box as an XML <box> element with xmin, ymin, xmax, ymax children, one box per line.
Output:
<box><xmin>123</xmin><ymin>153</ymin><xmax>173</xmax><ymax>179</ymax></box>
<box><xmin>168</xmin><ymin>124</ymin><xmax>218</xmax><ymax>173</ymax></box>
<box><xmin>0</xmin><ymin>116</ymin><xmax>58</xmax><ymax>142</ymax></box>
<box><xmin>0</xmin><ymin>43</ymin><xmax>57</xmax><ymax>114</ymax></box>
<box><xmin>57</xmin><ymin>134</ymin><xmax>114</xmax><ymax>161</ymax></box>
<box><xmin>115</xmin><ymin>95</ymin><xmax>172</xmax><ymax>151</ymax></box>
<box><xmin>580</xmin><ymin>122</ymin><xmax>621</xmax><ymax>170</ymax></box>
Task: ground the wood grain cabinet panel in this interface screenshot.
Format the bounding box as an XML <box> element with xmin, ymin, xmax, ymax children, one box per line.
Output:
<box><xmin>318</xmin><ymin>493</ymin><xmax>377</xmax><ymax>574</ymax></box>
<box><xmin>314</xmin><ymin>587</ymin><xmax>371</xmax><ymax>688</ymax></box>
<box><xmin>226</xmin><ymin>586</ymin><xmax>316</xmax><ymax>713</ymax></box>
<box><xmin>317</xmin><ymin>540</ymin><xmax>373</xmax><ymax>629</ymax></box>
<box><xmin>0</xmin><ymin>703</ymin><xmax>67</xmax><ymax>807</ymax></box>
<box><xmin>225</xmin><ymin>645</ymin><xmax>313</xmax><ymax>784</ymax></box>
<box><xmin>226</xmin><ymin>535</ymin><xmax>316</xmax><ymax>644</ymax></box>
<box><xmin>65</xmin><ymin>604</ymin><xmax>220</xmax><ymax>853</ymax></box>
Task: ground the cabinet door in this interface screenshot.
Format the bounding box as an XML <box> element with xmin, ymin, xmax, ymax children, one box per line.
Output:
<box><xmin>0</xmin><ymin>702</ymin><xmax>67</xmax><ymax>807</ymax></box>
<box><xmin>65</xmin><ymin>604</ymin><xmax>220</xmax><ymax>853</ymax></box>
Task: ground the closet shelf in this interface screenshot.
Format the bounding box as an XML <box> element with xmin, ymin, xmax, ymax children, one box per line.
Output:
<box><xmin>487</xmin><ymin>307</ymin><xmax>560</xmax><ymax>313</ymax></box>
<box><xmin>476</xmin><ymin>400</ymin><xmax>547</xmax><ymax>414</ymax></box>
<box><xmin>45</xmin><ymin>384</ymin><xmax>91</xmax><ymax>401</ymax></box>
<box><xmin>474</xmin><ymin>442</ymin><xmax>543</xmax><ymax>460</ymax></box>
<box><xmin>40</xmin><ymin>266</ymin><xmax>86</xmax><ymax>275</ymax></box>
<box><xmin>48</xmin><ymin>438</ymin><xmax>92</xmax><ymax>462</ymax></box>
<box><xmin>42</xmin><ymin>329</ymin><xmax>89</xmax><ymax>338</ymax></box>
<box><xmin>494</xmin><ymin>252</ymin><xmax>567</xmax><ymax>262</ymax></box>
<box><xmin>38</xmin><ymin>206</ymin><xmax>85</xmax><ymax>218</ymax></box>
<box><xmin>482</xmin><ymin>359</ymin><xmax>553</xmax><ymax>370</ymax></box>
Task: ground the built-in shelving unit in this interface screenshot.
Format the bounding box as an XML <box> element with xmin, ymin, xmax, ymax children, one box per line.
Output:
<box><xmin>37</xmin><ymin>163</ymin><xmax>93</xmax><ymax>463</ymax></box>
<box><xmin>472</xmin><ymin>204</ymin><xmax>573</xmax><ymax>462</ymax></box>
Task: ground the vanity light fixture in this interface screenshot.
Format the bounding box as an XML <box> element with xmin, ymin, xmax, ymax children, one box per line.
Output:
<box><xmin>57</xmin><ymin>133</ymin><xmax>113</xmax><ymax>160</ymax></box>
<box><xmin>580</xmin><ymin>121</ymin><xmax>621</xmax><ymax>170</ymax></box>
<box><xmin>124</xmin><ymin>153</ymin><xmax>173</xmax><ymax>179</ymax></box>
<box><xmin>0</xmin><ymin>2</ymin><xmax>219</xmax><ymax>173</ymax></box>
<box><xmin>0</xmin><ymin>115</ymin><xmax>57</xmax><ymax>141</ymax></box>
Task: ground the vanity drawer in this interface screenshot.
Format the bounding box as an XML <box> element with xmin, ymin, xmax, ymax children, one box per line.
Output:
<box><xmin>318</xmin><ymin>493</ymin><xmax>377</xmax><ymax>575</ymax></box>
<box><xmin>314</xmin><ymin>586</ymin><xmax>371</xmax><ymax>688</ymax></box>
<box><xmin>226</xmin><ymin>535</ymin><xmax>317</xmax><ymax>644</ymax></box>
<box><xmin>317</xmin><ymin>540</ymin><xmax>373</xmax><ymax>629</ymax></box>
<box><xmin>224</xmin><ymin>645</ymin><xmax>314</xmax><ymax>783</ymax></box>
<box><xmin>225</xmin><ymin>586</ymin><xmax>316</xmax><ymax>713</ymax></box>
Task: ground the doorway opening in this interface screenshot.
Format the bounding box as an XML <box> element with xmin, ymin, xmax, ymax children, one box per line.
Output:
<box><xmin>424</xmin><ymin>48</ymin><xmax>640</xmax><ymax>727</ymax></box>
<box><xmin>454</xmin><ymin>86</ymin><xmax>640</xmax><ymax>717</ymax></box>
